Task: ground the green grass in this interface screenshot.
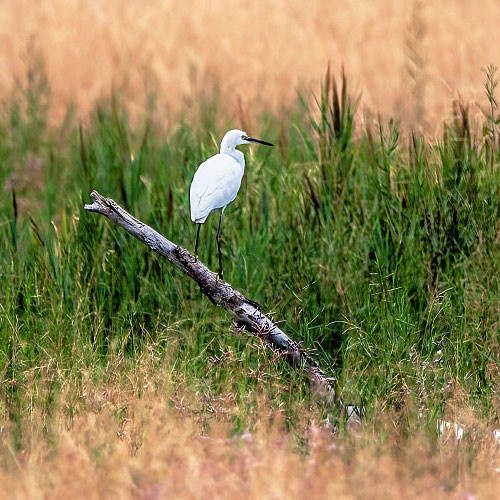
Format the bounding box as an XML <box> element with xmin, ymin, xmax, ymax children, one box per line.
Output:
<box><xmin>1</xmin><ymin>63</ymin><xmax>500</xmax><ymax>446</ymax></box>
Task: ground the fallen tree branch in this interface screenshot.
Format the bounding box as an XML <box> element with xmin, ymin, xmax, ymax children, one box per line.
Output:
<box><xmin>84</xmin><ymin>190</ymin><xmax>360</xmax><ymax>425</ymax></box>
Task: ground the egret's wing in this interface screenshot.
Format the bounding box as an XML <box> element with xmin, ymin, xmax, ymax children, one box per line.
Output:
<box><xmin>190</xmin><ymin>154</ymin><xmax>243</xmax><ymax>223</ymax></box>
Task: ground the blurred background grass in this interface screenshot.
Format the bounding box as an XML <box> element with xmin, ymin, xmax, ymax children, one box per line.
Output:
<box><xmin>2</xmin><ymin>0</ymin><xmax>500</xmax><ymax>133</ymax></box>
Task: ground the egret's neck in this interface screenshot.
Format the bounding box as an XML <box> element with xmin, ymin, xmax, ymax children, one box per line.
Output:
<box><xmin>220</xmin><ymin>141</ymin><xmax>245</xmax><ymax>170</ymax></box>
<box><xmin>220</xmin><ymin>136</ymin><xmax>236</xmax><ymax>155</ymax></box>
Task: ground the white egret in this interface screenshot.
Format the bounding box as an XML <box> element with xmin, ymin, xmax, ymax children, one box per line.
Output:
<box><xmin>190</xmin><ymin>129</ymin><xmax>273</xmax><ymax>278</ymax></box>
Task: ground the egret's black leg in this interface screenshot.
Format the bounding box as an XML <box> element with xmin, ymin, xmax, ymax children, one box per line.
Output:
<box><xmin>194</xmin><ymin>224</ymin><xmax>201</xmax><ymax>259</ymax></box>
<box><xmin>216</xmin><ymin>211</ymin><xmax>224</xmax><ymax>280</ymax></box>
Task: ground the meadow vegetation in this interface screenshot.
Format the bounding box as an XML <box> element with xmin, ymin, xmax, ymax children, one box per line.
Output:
<box><xmin>1</xmin><ymin>55</ymin><xmax>500</xmax><ymax>496</ymax></box>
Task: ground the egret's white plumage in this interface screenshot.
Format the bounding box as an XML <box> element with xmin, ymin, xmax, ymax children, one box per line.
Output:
<box><xmin>190</xmin><ymin>152</ymin><xmax>244</xmax><ymax>223</ymax></box>
<box><xmin>189</xmin><ymin>128</ymin><xmax>273</xmax><ymax>277</ymax></box>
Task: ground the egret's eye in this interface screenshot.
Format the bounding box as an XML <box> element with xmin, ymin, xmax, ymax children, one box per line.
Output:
<box><xmin>241</xmin><ymin>135</ymin><xmax>245</xmax><ymax>140</ymax></box>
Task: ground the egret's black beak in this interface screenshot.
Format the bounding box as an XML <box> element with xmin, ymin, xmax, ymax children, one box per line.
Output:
<box><xmin>244</xmin><ymin>136</ymin><xmax>274</xmax><ymax>147</ymax></box>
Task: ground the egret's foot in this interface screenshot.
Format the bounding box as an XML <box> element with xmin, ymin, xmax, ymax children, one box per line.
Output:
<box><xmin>191</xmin><ymin>253</ymin><xmax>199</xmax><ymax>263</ymax></box>
<box><xmin>216</xmin><ymin>271</ymin><xmax>223</xmax><ymax>283</ymax></box>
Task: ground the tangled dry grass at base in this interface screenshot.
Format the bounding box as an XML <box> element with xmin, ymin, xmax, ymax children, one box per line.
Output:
<box><xmin>0</xmin><ymin>374</ymin><xmax>499</xmax><ymax>500</ymax></box>
<box><xmin>2</xmin><ymin>0</ymin><xmax>500</xmax><ymax>132</ymax></box>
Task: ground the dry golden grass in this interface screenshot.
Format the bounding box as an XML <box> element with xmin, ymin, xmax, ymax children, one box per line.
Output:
<box><xmin>0</xmin><ymin>360</ymin><xmax>499</xmax><ymax>500</ymax></box>
<box><xmin>2</xmin><ymin>0</ymin><xmax>500</xmax><ymax>131</ymax></box>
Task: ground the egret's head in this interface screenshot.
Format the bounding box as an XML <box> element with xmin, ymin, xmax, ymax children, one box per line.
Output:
<box><xmin>221</xmin><ymin>129</ymin><xmax>274</xmax><ymax>152</ymax></box>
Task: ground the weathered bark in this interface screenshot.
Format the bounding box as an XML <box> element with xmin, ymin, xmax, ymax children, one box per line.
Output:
<box><xmin>84</xmin><ymin>190</ymin><xmax>360</xmax><ymax>425</ymax></box>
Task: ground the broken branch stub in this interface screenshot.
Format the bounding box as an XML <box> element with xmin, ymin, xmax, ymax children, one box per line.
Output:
<box><xmin>84</xmin><ymin>190</ymin><xmax>359</xmax><ymax>424</ymax></box>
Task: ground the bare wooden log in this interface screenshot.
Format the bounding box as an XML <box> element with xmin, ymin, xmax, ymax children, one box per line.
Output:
<box><xmin>84</xmin><ymin>190</ymin><xmax>360</xmax><ymax>425</ymax></box>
